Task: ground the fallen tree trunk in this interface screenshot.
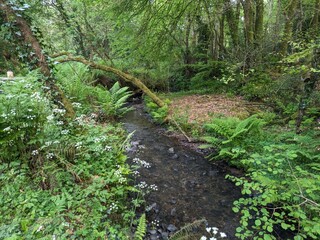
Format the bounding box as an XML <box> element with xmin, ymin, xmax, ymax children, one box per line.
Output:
<box><xmin>55</xmin><ymin>55</ymin><xmax>165</xmax><ymax>107</ymax></box>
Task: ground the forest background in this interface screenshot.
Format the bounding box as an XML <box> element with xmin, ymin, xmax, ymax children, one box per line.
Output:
<box><xmin>0</xmin><ymin>0</ymin><xmax>319</xmax><ymax>239</ymax></box>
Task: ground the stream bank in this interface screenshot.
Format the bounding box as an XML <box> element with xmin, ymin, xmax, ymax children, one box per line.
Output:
<box><xmin>122</xmin><ymin>104</ymin><xmax>241</xmax><ymax>239</ymax></box>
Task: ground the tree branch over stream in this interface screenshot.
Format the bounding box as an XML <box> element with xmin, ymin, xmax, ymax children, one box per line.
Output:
<box><xmin>53</xmin><ymin>53</ymin><xmax>165</xmax><ymax>107</ymax></box>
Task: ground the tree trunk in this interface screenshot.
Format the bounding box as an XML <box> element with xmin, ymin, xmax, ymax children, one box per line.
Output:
<box><xmin>241</xmin><ymin>0</ymin><xmax>255</xmax><ymax>48</ymax></box>
<box><xmin>254</xmin><ymin>0</ymin><xmax>264</xmax><ymax>46</ymax></box>
<box><xmin>184</xmin><ymin>15</ymin><xmax>193</xmax><ymax>78</ymax></box>
<box><xmin>280</xmin><ymin>0</ymin><xmax>298</xmax><ymax>56</ymax></box>
<box><xmin>219</xmin><ymin>13</ymin><xmax>225</xmax><ymax>57</ymax></box>
<box><xmin>0</xmin><ymin>1</ymin><xmax>75</xmax><ymax>118</ymax></box>
<box><xmin>224</xmin><ymin>0</ymin><xmax>240</xmax><ymax>47</ymax></box>
<box><xmin>254</xmin><ymin>0</ymin><xmax>264</xmax><ymax>62</ymax></box>
<box><xmin>311</xmin><ymin>0</ymin><xmax>320</xmax><ymax>36</ymax></box>
<box><xmin>56</xmin><ymin>55</ymin><xmax>165</xmax><ymax>107</ymax></box>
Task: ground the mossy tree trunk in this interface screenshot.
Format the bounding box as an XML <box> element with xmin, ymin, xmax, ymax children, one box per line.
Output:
<box><xmin>311</xmin><ymin>0</ymin><xmax>320</xmax><ymax>36</ymax></box>
<box><xmin>56</xmin><ymin>55</ymin><xmax>165</xmax><ymax>107</ymax></box>
<box><xmin>224</xmin><ymin>0</ymin><xmax>240</xmax><ymax>48</ymax></box>
<box><xmin>254</xmin><ymin>0</ymin><xmax>264</xmax><ymax>47</ymax></box>
<box><xmin>241</xmin><ymin>0</ymin><xmax>254</xmax><ymax>48</ymax></box>
<box><xmin>280</xmin><ymin>0</ymin><xmax>298</xmax><ymax>56</ymax></box>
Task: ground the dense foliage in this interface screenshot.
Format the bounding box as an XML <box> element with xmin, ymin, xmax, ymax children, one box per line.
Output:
<box><xmin>0</xmin><ymin>72</ymin><xmax>139</xmax><ymax>239</ymax></box>
<box><xmin>202</xmin><ymin>115</ymin><xmax>320</xmax><ymax>239</ymax></box>
<box><xmin>1</xmin><ymin>0</ymin><xmax>320</xmax><ymax>239</ymax></box>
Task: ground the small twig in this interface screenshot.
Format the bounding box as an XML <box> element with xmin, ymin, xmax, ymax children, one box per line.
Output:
<box><xmin>169</xmin><ymin>117</ymin><xmax>192</xmax><ymax>142</ymax></box>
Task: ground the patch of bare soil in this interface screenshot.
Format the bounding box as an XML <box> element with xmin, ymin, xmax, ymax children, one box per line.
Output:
<box><xmin>169</xmin><ymin>94</ymin><xmax>252</xmax><ymax>124</ymax></box>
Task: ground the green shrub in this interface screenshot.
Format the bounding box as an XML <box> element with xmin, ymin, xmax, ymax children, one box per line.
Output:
<box><xmin>169</xmin><ymin>61</ymin><xmax>230</xmax><ymax>92</ymax></box>
<box><xmin>240</xmin><ymin>71</ymin><xmax>274</xmax><ymax>101</ymax></box>
<box><xmin>201</xmin><ymin>115</ymin><xmax>265</xmax><ymax>162</ymax></box>
<box><xmin>202</xmin><ymin>112</ymin><xmax>320</xmax><ymax>239</ymax></box>
<box><xmin>228</xmin><ymin>140</ymin><xmax>320</xmax><ymax>239</ymax></box>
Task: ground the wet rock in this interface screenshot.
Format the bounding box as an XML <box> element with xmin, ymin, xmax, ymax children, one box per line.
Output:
<box><xmin>167</xmin><ymin>224</ymin><xmax>177</xmax><ymax>232</ymax></box>
<box><xmin>147</xmin><ymin>203</ymin><xmax>160</xmax><ymax>213</ymax></box>
<box><xmin>150</xmin><ymin>234</ymin><xmax>158</xmax><ymax>240</ymax></box>
<box><xmin>168</xmin><ymin>147</ymin><xmax>175</xmax><ymax>153</ymax></box>
<box><xmin>172</xmin><ymin>154</ymin><xmax>179</xmax><ymax>159</ymax></box>
<box><xmin>219</xmin><ymin>199</ymin><xmax>228</xmax><ymax>207</ymax></box>
<box><xmin>148</xmin><ymin>229</ymin><xmax>157</xmax><ymax>235</ymax></box>
<box><xmin>154</xmin><ymin>145</ymin><xmax>165</xmax><ymax>151</ymax></box>
<box><xmin>161</xmin><ymin>232</ymin><xmax>169</xmax><ymax>239</ymax></box>
<box><xmin>170</xmin><ymin>208</ymin><xmax>176</xmax><ymax>216</ymax></box>
<box><xmin>209</xmin><ymin>170</ymin><xmax>219</xmax><ymax>177</ymax></box>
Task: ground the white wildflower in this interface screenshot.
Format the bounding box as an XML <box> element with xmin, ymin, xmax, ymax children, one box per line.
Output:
<box><xmin>47</xmin><ymin>115</ymin><xmax>54</xmax><ymax>121</ymax></box>
<box><xmin>57</xmin><ymin>121</ymin><xmax>64</xmax><ymax>125</ymax></box>
<box><xmin>3</xmin><ymin>126</ymin><xmax>11</xmax><ymax>132</ymax></box>
<box><xmin>31</xmin><ymin>92</ymin><xmax>42</xmax><ymax>100</ymax></box>
<box><xmin>32</xmin><ymin>150</ymin><xmax>39</xmax><ymax>155</ymax></box>
<box><xmin>53</xmin><ymin>108</ymin><xmax>66</xmax><ymax>114</ymax></box>
<box><xmin>36</xmin><ymin>225</ymin><xmax>44</xmax><ymax>232</ymax></box>
<box><xmin>75</xmin><ymin>142</ymin><xmax>82</xmax><ymax>149</ymax></box>
<box><xmin>206</xmin><ymin>227</ymin><xmax>212</xmax><ymax>233</ymax></box>
<box><xmin>220</xmin><ymin>232</ymin><xmax>227</xmax><ymax>238</ymax></box>
<box><xmin>61</xmin><ymin>129</ymin><xmax>69</xmax><ymax>135</ymax></box>
<box><xmin>6</xmin><ymin>94</ymin><xmax>14</xmax><ymax>99</ymax></box>
<box><xmin>212</xmin><ymin>227</ymin><xmax>218</xmax><ymax>235</ymax></box>
<box><xmin>104</xmin><ymin>145</ymin><xmax>112</xmax><ymax>151</ymax></box>
<box><xmin>72</xmin><ymin>102</ymin><xmax>82</xmax><ymax>108</ymax></box>
<box><xmin>135</xmin><ymin>181</ymin><xmax>148</xmax><ymax>189</ymax></box>
<box><xmin>24</xmin><ymin>83</ymin><xmax>32</xmax><ymax>88</ymax></box>
<box><xmin>90</xmin><ymin>113</ymin><xmax>98</xmax><ymax>119</ymax></box>
<box><xmin>149</xmin><ymin>184</ymin><xmax>158</xmax><ymax>191</ymax></box>
<box><xmin>108</xmin><ymin>202</ymin><xmax>118</xmax><ymax>213</ymax></box>
<box><xmin>200</xmin><ymin>236</ymin><xmax>207</xmax><ymax>240</ymax></box>
<box><xmin>46</xmin><ymin>153</ymin><xmax>54</xmax><ymax>159</ymax></box>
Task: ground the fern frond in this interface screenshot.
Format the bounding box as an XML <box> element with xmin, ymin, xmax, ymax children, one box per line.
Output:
<box><xmin>135</xmin><ymin>214</ymin><xmax>146</xmax><ymax>240</ymax></box>
<box><xmin>109</xmin><ymin>81</ymin><xmax>120</xmax><ymax>94</ymax></box>
<box><xmin>169</xmin><ymin>219</ymin><xmax>206</xmax><ymax>240</ymax></box>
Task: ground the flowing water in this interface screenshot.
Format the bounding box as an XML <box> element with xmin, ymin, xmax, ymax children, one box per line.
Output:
<box><xmin>122</xmin><ymin>104</ymin><xmax>241</xmax><ymax>239</ymax></box>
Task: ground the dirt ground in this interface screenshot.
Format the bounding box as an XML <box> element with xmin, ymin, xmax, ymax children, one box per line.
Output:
<box><xmin>168</xmin><ymin>94</ymin><xmax>252</xmax><ymax>124</ymax></box>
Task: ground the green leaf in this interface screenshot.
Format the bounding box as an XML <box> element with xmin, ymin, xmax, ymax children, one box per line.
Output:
<box><xmin>267</xmin><ymin>225</ymin><xmax>273</xmax><ymax>233</ymax></box>
<box><xmin>255</xmin><ymin>219</ymin><xmax>262</xmax><ymax>226</ymax></box>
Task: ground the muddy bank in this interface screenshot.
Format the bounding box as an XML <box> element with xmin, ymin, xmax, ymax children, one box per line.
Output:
<box><xmin>122</xmin><ymin>104</ymin><xmax>241</xmax><ymax>239</ymax></box>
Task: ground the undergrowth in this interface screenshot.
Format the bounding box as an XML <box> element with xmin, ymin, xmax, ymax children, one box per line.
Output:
<box><xmin>0</xmin><ymin>71</ymin><xmax>141</xmax><ymax>239</ymax></box>
<box><xmin>202</xmin><ymin>114</ymin><xmax>320</xmax><ymax>239</ymax></box>
<box><xmin>55</xmin><ymin>63</ymin><xmax>132</xmax><ymax>120</ymax></box>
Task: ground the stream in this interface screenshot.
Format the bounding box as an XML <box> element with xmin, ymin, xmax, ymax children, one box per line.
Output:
<box><xmin>122</xmin><ymin>104</ymin><xmax>241</xmax><ymax>239</ymax></box>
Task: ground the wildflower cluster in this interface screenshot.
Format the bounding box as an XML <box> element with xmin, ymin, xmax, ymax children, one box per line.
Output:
<box><xmin>200</xmin><ymin>227</ymin><xmax>227</xmax><ymax>240</ymax></box>
<box><xmin>107</xmin><ymin>202</ymin><xmax>119</xmax><ymax>214</ymax></box>
<box><xmin>72</xmin><ymin>102</ymin><xmax>82</xmax><ymax>108</ymax></box>
<box><xmin>114</xmin><ymin>168</ymin><xmax>127</xmax><ymax>184</ymax></box>
<box><xmin>135</xmin><ymin>181</ymin><xmax>158</xmax><ymax>192</ymax></box>
<box><xmin>150</xmin><ymin>219</ymin><xmax>160</xmax><ymax>229</ymax></box>
<box><xmin>132</xmin><ymin>157</ymin><xmax>151</xmax><ymax>168</ymax></box>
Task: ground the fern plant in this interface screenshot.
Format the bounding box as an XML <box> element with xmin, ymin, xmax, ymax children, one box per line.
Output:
<box><xmin>201</xmin><ymin>115</ymin><xmax>265</xmax><ymax>161</ymax></box>
<box><xmin>169</xmin><ymin>219</ymin><xmax>206</xmax><ymax>240</ymax></box>
<box><xmin>135</xmin><ymin>214</ymin><xmax>146</xmax><ymax>240</ymax></box>
<box><xmin>108</xmin><ymin>81</ymin><xmax>133</xmax><ymax>116</ymax></box>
